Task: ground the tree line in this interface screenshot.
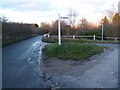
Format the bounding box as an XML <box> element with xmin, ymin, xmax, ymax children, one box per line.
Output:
<box><xmin>1</xmin><ymin>10</ymin><xmax>120</xmax><ymax>46</ymax></box>
<box><xmin>39</xmin><ymin>12</ymin><xmax>120</xmax><ymax>38</ymax></box>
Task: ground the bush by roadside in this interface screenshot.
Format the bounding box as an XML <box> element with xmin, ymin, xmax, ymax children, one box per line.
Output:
<box><xmin>2</xmin><ymin>22</ymin><xmax>45</xmax><ymax>47</ymax></box>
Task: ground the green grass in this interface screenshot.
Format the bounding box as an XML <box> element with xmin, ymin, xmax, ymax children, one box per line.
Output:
<box><xmin>44</xmin><ymin>43</ymin><xmax>105</xmax><ymax>60</ymax></box>
<box><xmin>42</xmin><ymin>37</ymin><xmax>120</xmax><ymax>44</ymax></box>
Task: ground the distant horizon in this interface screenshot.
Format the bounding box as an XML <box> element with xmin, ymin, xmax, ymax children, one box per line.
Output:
<box><xmin>0</xmin><ymin>0</ymin><xmax>119</xmax><ymax>26</ymax></box>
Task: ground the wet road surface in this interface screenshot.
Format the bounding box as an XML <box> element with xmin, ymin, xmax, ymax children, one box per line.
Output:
<box><xmin>2</xmin><ymin>37</ymin><xmax>119</xmax><ymax>88</ymax></box>
<box><xmin>2</xmin><ymin>36</ymin><xmax>47</xmax><ymax>88</ymax></box>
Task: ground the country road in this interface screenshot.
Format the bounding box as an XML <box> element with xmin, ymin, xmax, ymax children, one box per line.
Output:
<box><xmin>2</xmin><ymin>36</ymin><xmax>47</xmax><ymax>88</ymax></box>
<box><xmin>2</xmin><ymin>36</ymin><xmax>119</xmax><ymax>88</ymax></box>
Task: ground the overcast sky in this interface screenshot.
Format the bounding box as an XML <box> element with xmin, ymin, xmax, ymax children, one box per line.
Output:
<box><xmin>0</xmin><ymin>0</ymin><xmax>119</xmax><ymax>25</ymax></box>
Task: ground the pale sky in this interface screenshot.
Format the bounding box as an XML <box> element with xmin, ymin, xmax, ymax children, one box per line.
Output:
<box><xmin>0</xmin><ymin>0</ymin><xmax>119</xmax><ymax>26</ymax></box>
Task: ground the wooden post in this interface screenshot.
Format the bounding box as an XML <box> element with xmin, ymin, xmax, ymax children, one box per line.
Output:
<box><xmin>73</xmin><ymin>35</ymin><xmax>75</xmax><ymax>39</ymax></box>
<box><xmin>93</xmin><ymin>35</ymin><xmax>95</xmax><ymax>40</ymax></box>
<box><xmin>115</xmin><ymin>37</ymin><xmax>117</xmax><ymax>41</ymax></box>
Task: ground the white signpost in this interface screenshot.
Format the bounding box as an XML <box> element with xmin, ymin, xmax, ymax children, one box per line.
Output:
<box><xmin>58</xmin><ymin>13</ymin><xmax>61</xmax><ymax>45</ymax></box>
<box><xmin>100</xmin><ymin>19</ymin><xmax>104</xmax><ymax>41</ymax></box>
<box><xmin>58</xmin><ymin>13</ymin><xmax>68</xmax><ymax>45</ymax></box>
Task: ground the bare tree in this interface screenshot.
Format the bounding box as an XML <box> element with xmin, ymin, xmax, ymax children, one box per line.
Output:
<box><xmin>0</xmin><ymin>16</ymin><xmax>9</xmax><ymax>23</ymax></box>
<box><xmin>68</xmin><ymin>8</ymin><xmax>78</xmax><ymax>27</ymax></box>
<box><xmin>106</xmin><ymin>4</ymin><xmax>117</xmax><ymax>22</ymax></box>
<box><xmin>81</xmin><ymin>18</ymin><xmax>88</xmax><ymax>26</ymax></box>
<box><xmin>67</xmin><ymin>8</ymin><xmax>78</xmax><ymax>35</ymax></box>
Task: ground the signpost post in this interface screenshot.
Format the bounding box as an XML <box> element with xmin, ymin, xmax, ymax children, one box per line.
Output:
<box><xmin>58</xmin><ymin>13</ymin><xmax>61</xmax><ymax>45</ymax></box>
<box><xmin>58</xmin><ymin>13</ymin><xmax>68</xmax><ymax>45</ymax></box>
<box><xmin>100</xmin><ymin>19</ymin><xmax>104</xmax><ymax>41</ymax></box>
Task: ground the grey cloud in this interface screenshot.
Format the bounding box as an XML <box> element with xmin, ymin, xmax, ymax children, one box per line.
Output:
<box><xmin>1</xmin><ymin>2</ymin><xmax>56</xmax><ymax>12</ymax></box>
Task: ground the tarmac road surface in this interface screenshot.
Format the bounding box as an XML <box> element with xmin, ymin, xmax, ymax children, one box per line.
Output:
<box><xmin>2</xmin><ymin>36</ymin><xmax>47</xmax><ymax>88</ymax></box>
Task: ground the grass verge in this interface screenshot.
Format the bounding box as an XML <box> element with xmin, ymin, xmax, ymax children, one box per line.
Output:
<box><xmin>44</xmin><ymin>43</ymin><xmax>105</xmax><ymax>60</ymax></box>
<box><xmin>42</xmin><ymin>37</ymin><xmax>120</xmax><ymax>44</ymax></box>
